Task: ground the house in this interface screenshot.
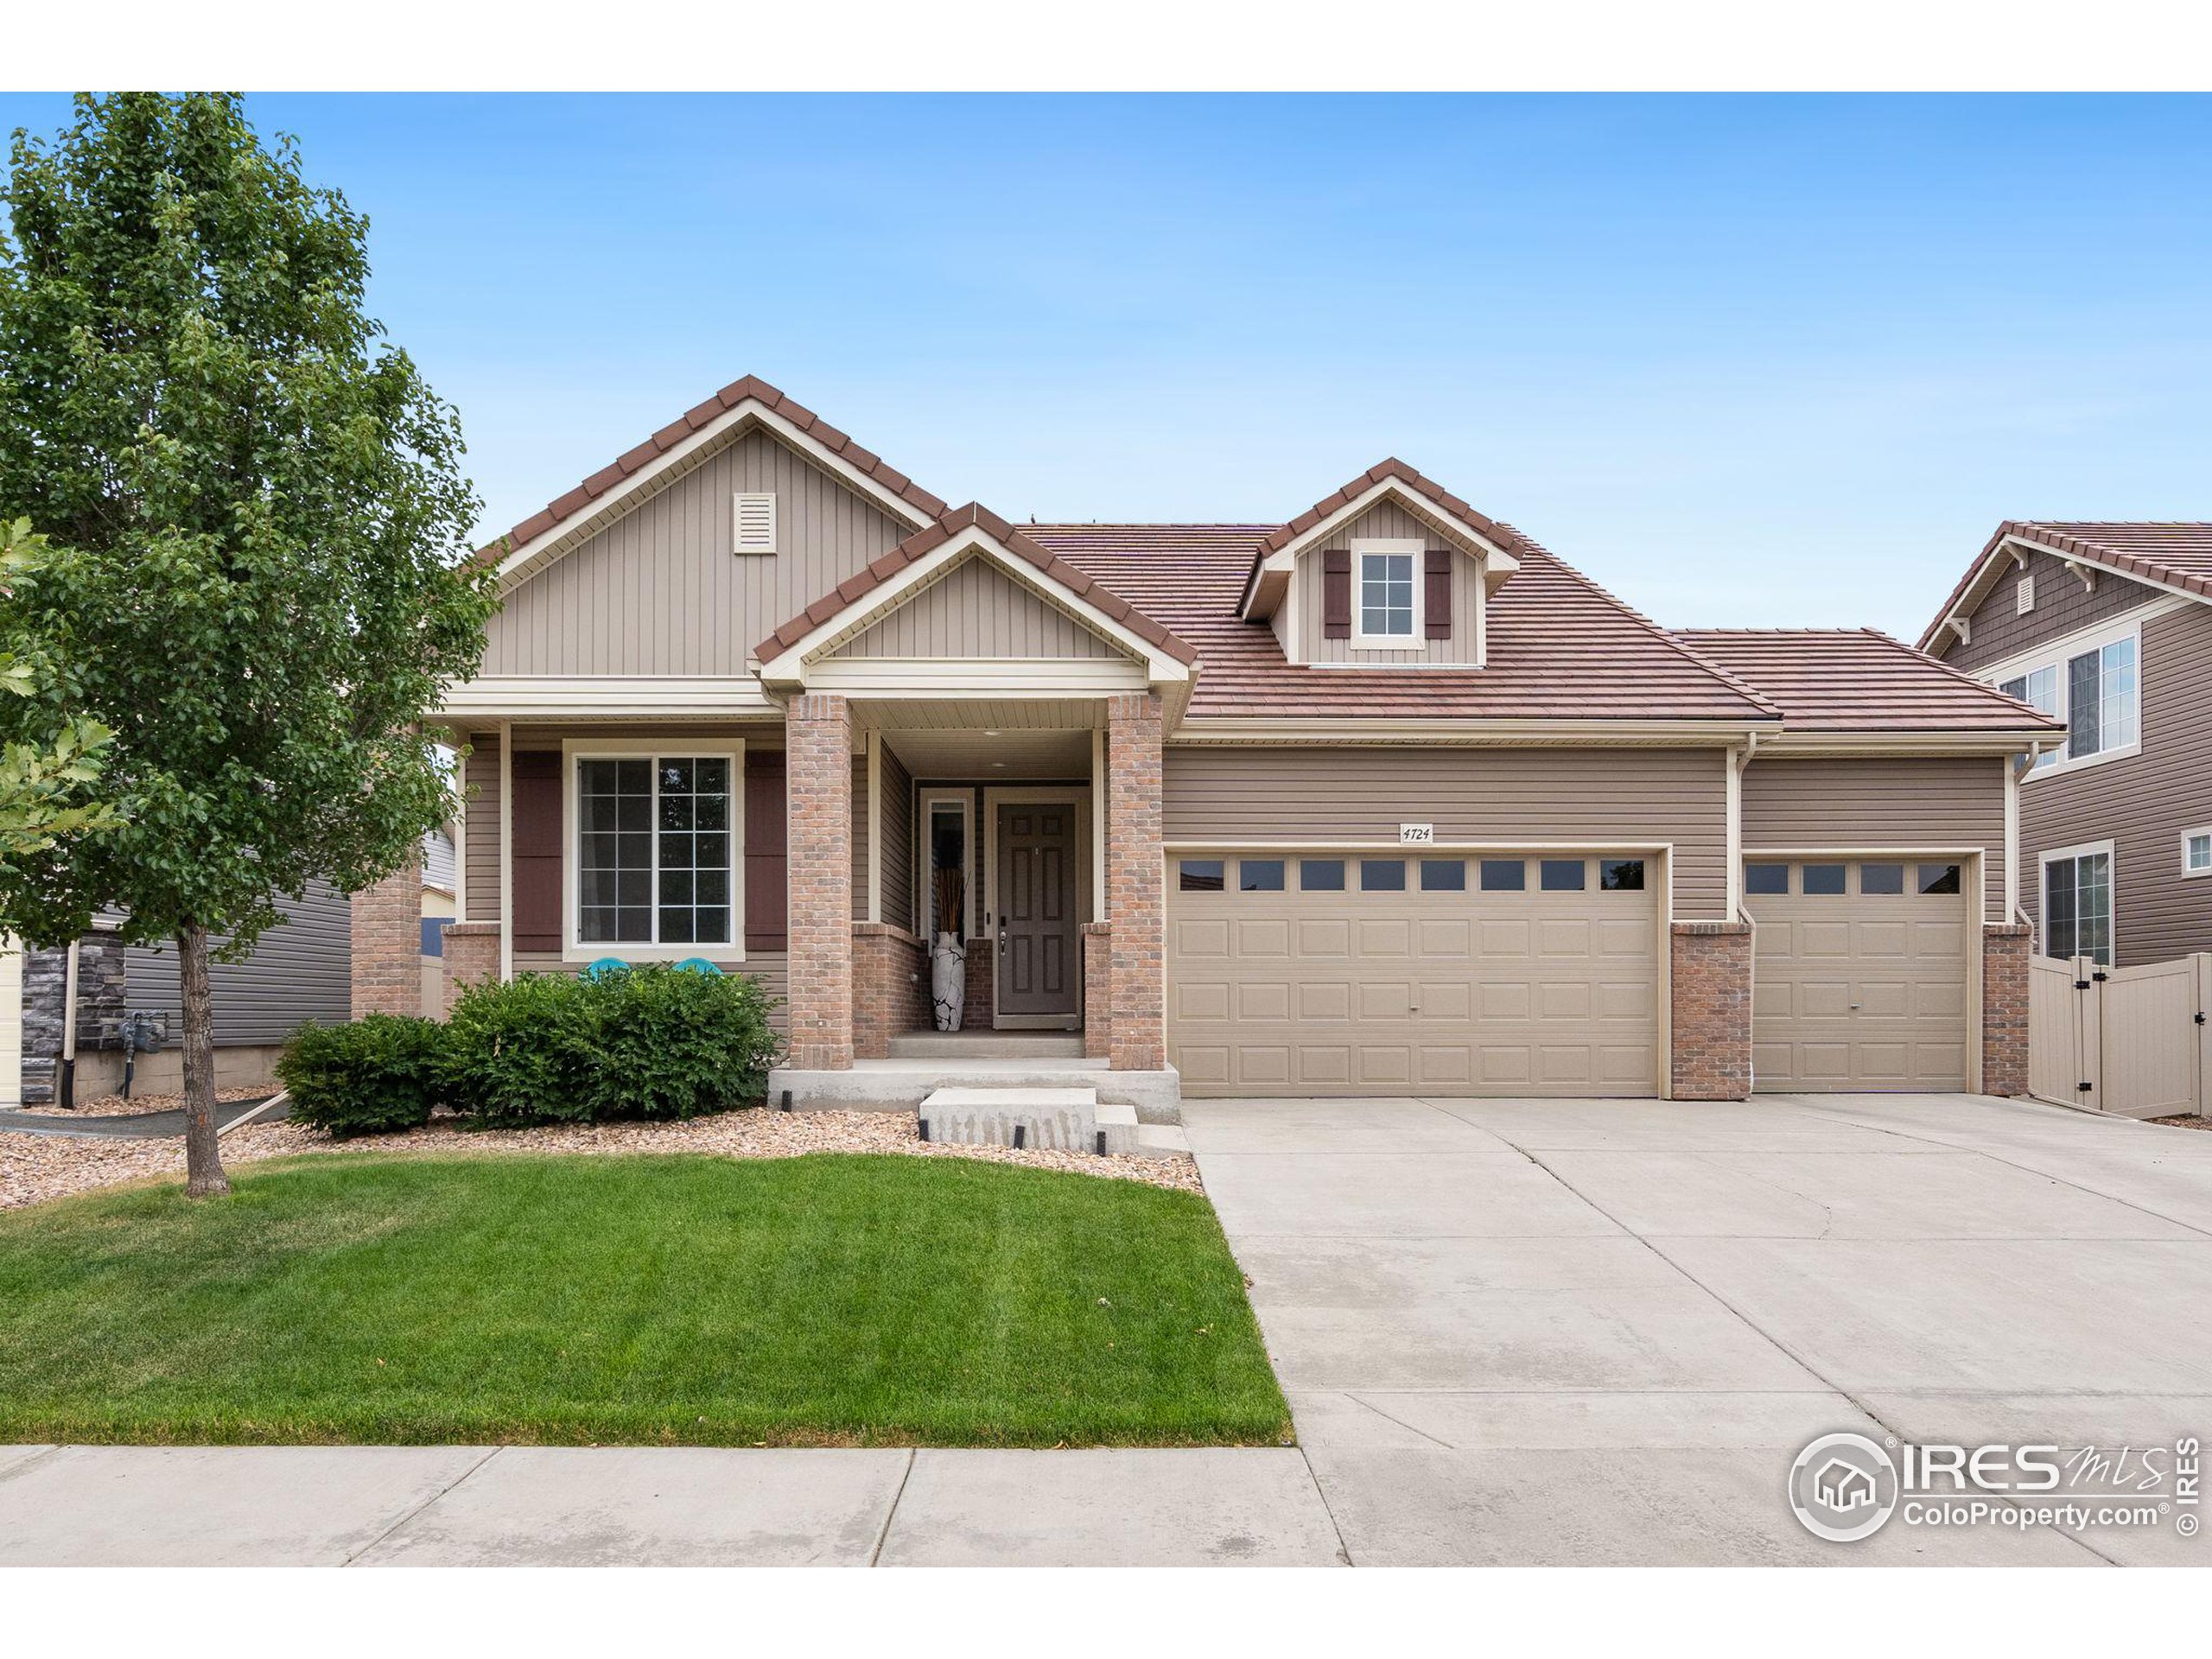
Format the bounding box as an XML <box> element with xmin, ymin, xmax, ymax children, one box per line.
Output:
<box><xmin>1919</xmin><ymin>524</ymin><xmax>2212</xmax><ymax>969</ymax></box>
<box><xmin>1814</xmin><ymin>1459</ymin><xmax>1878</xmax><ymax>1513</ymax></box>
<box><xmin>348</xmin><ymin>376</ymin><xmax>2061</xmax><ymax>1109</ymax></box>
<box><xmin>0</xmin><ymin>885</ymin><xmax>352</xmax><ymax>1106</ymax></box>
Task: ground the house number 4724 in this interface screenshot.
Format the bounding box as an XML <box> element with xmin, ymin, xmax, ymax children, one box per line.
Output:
<box><xmin>1399</xmin><ymin>823</ymin><xmax>1435</xmax><ymax>844</ymax></box>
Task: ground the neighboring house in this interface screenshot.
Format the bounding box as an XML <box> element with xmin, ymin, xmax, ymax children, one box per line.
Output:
<box><xmin>421</xmin><ymin>823</ymin><xmax>459</xmax><ymax>1018</ymax></box>
<box><xmin>1919</xmin><ymin>524</ymin><xmax>2212</xmax><ymax>969</ymax></box>
<box><xmin>350</xmin><ymin>375</ymin><xmax>2059</xmax><ymax>1105</ymax></box>
<box><xmin>0</xmin><ymin>885</ymin><xmax>352</xmax><ymax>1106</ymax></box>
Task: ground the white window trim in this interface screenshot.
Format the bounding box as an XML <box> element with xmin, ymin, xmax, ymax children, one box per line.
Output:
<box><xmin>916</xmin><ymin>788</ymin><xmax>976</xmax><ymax>941</ymax></box>
<box><xmin>560</xmin><ymin>738</ymin><xmax>745</xmax><ymax>963</ymax></box>
<box><xmin>2183</xmin><ymin>826</ymin><xmax>2212</xmax><ymax>880</ymax></box>
<box><xmin>1983</xmin><ymin>615</ymin><xmax>2145</xmax><ymax>782</ymax></box>
<box><xmin>2037</xmin><ymin>837</ymin><xmax>2115</xmax><ymax>964</ymax></box>
<box><xmin>1350</xmin><ymin>537</ymin><xmax>1424</xmax><ymax>652</ymax></box>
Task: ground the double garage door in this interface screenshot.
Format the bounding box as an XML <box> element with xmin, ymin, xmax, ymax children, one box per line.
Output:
<box><xmin>1166</xmin><ymin>850</ymin><xmax>1660</xmax><ymax>1096</ymax></box>
<box><xmin>1744</xmin><ymin>856</ymin><xmax>1973</xmax><ymax>1092</ymax></box>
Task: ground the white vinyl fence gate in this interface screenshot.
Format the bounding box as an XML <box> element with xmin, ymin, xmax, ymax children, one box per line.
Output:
<box><xmin>2029</xmin><ymin>953</ymin><xmax>2212</xmax><ymax>1118</ymax></box>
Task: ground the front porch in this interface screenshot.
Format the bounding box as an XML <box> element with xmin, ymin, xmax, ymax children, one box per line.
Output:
<box><xmin>779</xmin><ymin>688</ymin><xmax>1176</xmax><ymax>1114</ymax></box>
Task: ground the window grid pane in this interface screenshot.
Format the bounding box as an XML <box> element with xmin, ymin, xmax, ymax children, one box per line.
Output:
<box><xmin>1359</xmin><ymin>552</ymin><xmax>1415</xmax><ymax>639</ymax></box>
<box><xmin>2189</xmin><ymin>834</ymin><xmax>2212</xmax><ymax>874</ymax></box>
<box><xmin>581</xmin><ymin>755</ymin><xmax>733</xmax><ymax>949</ymax></box>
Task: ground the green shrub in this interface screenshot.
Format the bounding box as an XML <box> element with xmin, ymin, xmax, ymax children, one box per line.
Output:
<box><xmin>276</xmin><ymin>1014</ymin><xmax>448</xmax><ymax>1139</ymax></box>
<box><xmin>442</xmin><ymin>967</ymin><xmax>780</xmax><ymax>1124</ymax></box>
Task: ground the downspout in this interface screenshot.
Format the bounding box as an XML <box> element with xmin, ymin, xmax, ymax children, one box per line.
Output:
<box><xmin>58</xmin><ymin>938</ymin><xmax>79</xmax><ymax>1109</ymax></box>
<box><xmin>1733</xmin><ymin>732</ymin><xmax>1760</xmax><ymax>1096</ymax></box>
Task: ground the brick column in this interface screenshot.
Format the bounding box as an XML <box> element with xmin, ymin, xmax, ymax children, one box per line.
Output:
<box><xmin>786</xmin><ymin>693</ymin><xmax>855</xmax><ymax>1069</ymax></box>
<box><xmin>1106</xmin><ymin>693</ymin><xmax>1165</xmax><ymax>1071</ymax></box>
<box><xmin>441</xmin><ymin>921</ymin><xmax>502</xmax><ymax>1014</ymax></box>
<box><xmin>1081</xmin><ymin>922</ymin><xmax>1113</xmax><ymax>1060</ymax></box>
<box><xmin>350</xmin><ymin>857</ymin><xmax>422</xmax><ymax>1020</ymax></box>
<box><xmin>1670</xmin><ymin>920</ymin><xmax>1752</xmax><ymax>1100</ymax></box>
<box><xmin>1980</xmin><ymin>923</ymin><xmax>2032</xmax><ymax>1097</ymax></box>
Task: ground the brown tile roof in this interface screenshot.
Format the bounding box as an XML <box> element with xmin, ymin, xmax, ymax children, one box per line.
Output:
<box><xmin>1676</xmin><ymin>628</ymin><xmax>2064</xmax><ymax>734</ymax></box>
<box><xmin>476</xmin><ymin>374</ymin><xmax>948</xmax><ymax>566</ymax></box>
<box><xmin>1918</xmin><ymin>520</ymin><xmax>2212</xmax><ymax>649</ymax></box>
<box><xmin>1031</xmin><ymin>524</ymin><xmax>1782</xmax><ymax>724</ymax></box>
<box><xmin>753</xmin><ymin>504</ymin><xmax>1199</xmax><ymax>667</ymax></box>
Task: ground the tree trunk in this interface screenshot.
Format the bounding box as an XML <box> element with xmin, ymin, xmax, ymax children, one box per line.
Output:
<box><xmin>178</xmin><ymin>923</ymin><xmax>230</xmax><ymax>1198</ymax></box>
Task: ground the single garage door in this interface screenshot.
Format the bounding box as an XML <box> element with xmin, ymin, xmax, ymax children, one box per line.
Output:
<box><xmin>1166</xmin><ymin>851</ymin><xmax>1661</xmax><ymax>1097</ymax></box>
<box><xmin>1745</xmin><ymin>857</ymin><xmax>1971</xmax><ymax>1092</ymax></box>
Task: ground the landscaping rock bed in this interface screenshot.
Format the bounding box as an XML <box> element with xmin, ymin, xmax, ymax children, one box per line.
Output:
<box><xmin>15</xmin><ymin>1086</ymin><xmax>272</xmax><ymax>1121</ymax></box>
<box><xmin>1</xmin><ymin>1108</ymin><xmax>1203</xmax><ymax>1211</ymax></box>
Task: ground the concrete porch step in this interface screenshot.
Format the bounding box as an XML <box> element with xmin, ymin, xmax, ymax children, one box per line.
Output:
<box><xmin>769</xmin><ymin>1058</ymin><xmax>1181</xmax><ymax>1123</ymax></box>
<box><xmin>886</xmin><ymin>1033</ymin><xmax>1085</xmax><ymax>1060</ymax></box>
<box><xmin>914</xmin><ymin>1090</ymin><xmax>1185</xmax><ymax>1160</ymax></box>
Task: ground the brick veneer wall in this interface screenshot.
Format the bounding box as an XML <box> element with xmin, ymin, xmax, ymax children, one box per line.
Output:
<box><xmin>441</xmin><ymin>921</ymin><xmax>501</xmax><ymax>1014</ymax></box>
<box><xmin>786</xmin><ymin>694</ymin><xmax>855</xmax><ymax>1068</ymax></box>
<box><xmin>854</xmin><ymin>923</ymin><xmax>928</xmax><ymax>1058</ymax></box>
<box><xmin>960</xmin><ymin>947</ymin><xmax>994</xmax><ymax>1031</ymax></box>
<box><xmin>1107</xmin><ymin>693</ymin><xmax>1166</xmax><ymax>1071</ymax></box>
<box><xmin>1082</xmin><ymin>922</ymin><xmax>1112</xmax><ymax>1059</ymax></box>
<box><xmin>350</xmin><ymin>857</ymin><xmax>422</xmax><ymax>1020</ymax></box>
<box><xmin>1980</xmin><ymin>922</ymin><xmax>2031</xmax><ymax>1097</ymax></box>
<box><xmin>1670</xmin><ymin>920</ymin><xmax>1752</xmax><ymax>1100</ymax></box>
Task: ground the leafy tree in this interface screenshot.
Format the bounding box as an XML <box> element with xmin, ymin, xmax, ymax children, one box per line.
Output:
<box><xmin>0</xmin><ymin>519</ymin><xmax>118</xmax><ymax>860</ymax></box>
<box><xmin>0</xmin><ymin>93</ymin><xmax>497</xmax><ymax>1194</ymax></box>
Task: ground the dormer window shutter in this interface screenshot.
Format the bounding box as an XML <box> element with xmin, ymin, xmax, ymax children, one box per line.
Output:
<box><xmin>733</xmin><ymin>492</ymin><xmax>778</xmax><ymax>556</ymax></box>
<box><xmin>1424</xmin><ymin>549</ymin><xmax>1452</xmax><ymax>638</ymax></box>
<box><xmin>1322</xmin><ymin>549</ymin><xmax>1351</xmax><ymax>639</ymax></box>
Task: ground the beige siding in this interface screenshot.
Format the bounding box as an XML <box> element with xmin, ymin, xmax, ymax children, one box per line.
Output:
<box><xmin>463</xmin><ymin>730</ymin><xmax>501</xmax><ymax>923</ymax></box>
<box><xmin>850</xmin><ymin>755</ymin><xmax>871</xmax><ymax>923</ymax></box>
<box><xmin>2015</xmin><ymin>601</ymin><xmax>2212</xmax><ymax>965</ymax></box>
<box><xmin>483</xmin><ymin>429</ymin><xmax>908</xmax><ymax>676</ymax></box>
<box><xmin>830</xmin><ymin>555</ymin><xmax>1121</xmax><ymax>659</ymax></box>
<box><xmin>1941</xmin><ymin>547</ymin><xmax>2171</xmax><ymax>676</ymax></box>
<box><xmin>1740</xmin><ymin>756</ymin><xmax>2009</xmax><ymax>923</ymax></box>
<box><xmin>1164</xmin><ymin>747</ymin><xmax>1732</xmax><ymax>917</ymax></box>
<box><xmin>1295</xmin><ymin>501</ymin><xmax>1483</xmax><ymax>665</ymax></box>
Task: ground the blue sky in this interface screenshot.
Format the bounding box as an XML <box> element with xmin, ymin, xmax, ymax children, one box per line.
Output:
<box><xmin>4</xmin><ymin>92</ymin><xmax>2207</xmax><ymax>639</ymax></box>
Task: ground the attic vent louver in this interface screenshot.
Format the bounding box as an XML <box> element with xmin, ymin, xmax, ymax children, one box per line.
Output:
<box><xmin>2017</xmin><ymin>575</ymin><xmax>2035</xmax><ymax>614</ymax></box>
<box><xmin>734</xmin><ymin>493</ymin><xmax>778</xmax><ymax>556</ymax></box>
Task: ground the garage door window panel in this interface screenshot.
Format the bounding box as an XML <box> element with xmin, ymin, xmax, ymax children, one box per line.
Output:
<box><xmin>1301</xmin><ymin>859</ymin><xmax>1345</xmax><ymax>892</ymax></box>
<box><xmin>1540</xmin><ymin>859</ymin><xmax>1586</xmax><ymax>892</ymax></box>
<box><xmin>1599</xmin><ymin>858</ymin><xmax>1644</xmax><ymax>892</ymax></box>
<box><xmin>1745</xmin><ymin>862</ymin><xmax>1789</xmax><ymax>895</ymax></box>
<box><xmin>1918</xmin><ymin>863</ymin><xmax>1961</xmax><ymax>895</ymax></box>
<box><xmin>1859</xmin><ymin>863</ymin><xmax>1904</xmax><ymax>895</ymax></box>
<box><xmin>1179</xmin><ymin>859</ymin><xmax>1225</xmax><ymax>893</ymax></box>
<box><xmin>1361</xmin><ymin>859</ymin><xmax>1406</xmax><ymax>892</ymax></box>
<box><xmin>1240</xmin><ymin>858</ymin><xmax>1285</xmax><ymax>891</ymax></box>
<box><xmin>1481</xmin><ymin>859</ymin><xmax>1526</xmax><ymax>892</ymax></box>
<box><xmin>1802</xmin><ymin>863</ymin><xmax>1847</xmax><ymax>896</ymax></box>
<box><xmin>1421</xmin><ymin>858</ymin><xmax>1465</xmax><ymax>892</ymax></box>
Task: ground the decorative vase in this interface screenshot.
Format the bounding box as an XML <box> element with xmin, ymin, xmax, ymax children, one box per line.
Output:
<box><xmin>931</xmin><ymin>933</ymin><xmax>968</xmax><ymax>1031</ymax></box>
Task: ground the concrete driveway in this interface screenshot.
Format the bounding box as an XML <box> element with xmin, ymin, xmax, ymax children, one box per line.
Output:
<box><xmin>1186</xmin><ymin>1092</ymin><xmax>2212</xmax><ymax>1567</ymax></box>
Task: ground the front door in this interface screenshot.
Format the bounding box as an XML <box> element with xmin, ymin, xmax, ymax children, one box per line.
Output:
<box><xmin>996</xmin><ymin>802</ymin><xmax>1080</xmax><ymax>1026</ymax></box>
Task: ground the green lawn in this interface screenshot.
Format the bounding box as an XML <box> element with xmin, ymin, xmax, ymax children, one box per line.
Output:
<box><xmin>0</xmin><ymin>1153</ymin><xmax>1291</xmax><ymax>1447</ymax></box>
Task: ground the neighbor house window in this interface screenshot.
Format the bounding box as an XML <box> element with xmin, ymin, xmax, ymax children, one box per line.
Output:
<box><xmin>575</xmin><ymin>753</ymin><xmax>734</xmax><ymax>950</ymax></box>
<box><xmin>1995</xmin><ymin>627</ymin><xmax>2138</xmax><ymax>773</ymax></box>
<box><xmin>2184</xmin><ymin>831</ymin><xmax>2212</xmax><ymax>878</ymax></box>
<box><xmin>1997</xmin><ymin>665</ymin><xmax>2060</xmax><ymax>772</ymax></box>
<box><xmin>2044</xmin><ymin>847</ymin><xmax>2113</xmax><ymax>965</ymax></box>
<box><xmin>1354</xmin><ymin>545</ymin><xmax>1417</xmax><ymax>645</ymax></box>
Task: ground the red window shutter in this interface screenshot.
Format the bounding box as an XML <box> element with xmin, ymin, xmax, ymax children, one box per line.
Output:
<box><xmin>744</xmin><ymin>752</ymin><xmax>789</xmax><ymax>952</ymax></box>
<box><xmin>1425</xmin><ymin>548</ymin><xmax>1452</xmax><ymax>639</ymax></box>
<box><xmin>1322</xmin><ymin>549</ymin><xmax>1351</xmax><ymax>639</ymax></box>
<box><xmin>510</xmin><ymin>752</ymin><xmax>563</xmax><ymax>954</ymax></box>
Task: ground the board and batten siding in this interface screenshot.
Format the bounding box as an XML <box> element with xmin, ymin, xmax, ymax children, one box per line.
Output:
<box><xmin>2012</xmin><ymin>601</ymin><xmax>2212</xmax><ymax>965</ymax></box>
<box><xmin>1290</xmin><ymin>501</ymin><xmax>1482</xmax><ymax>666</ymax></box>
<box><xmin>481</xmin><ymin>429</ymin><xmax>909</xmax><ymax>677</ymax></box>
<box><xmin>880</xmin><ymin>743</ymin><xmax>916</xmax><ymax>931</ymax></box>
<box><xmin>126</xmin><ymin>881</ymin><xmax>352</xmax><ymax>1046</ymax></box>
<box><xmin>463</xmin><ymin>730</ymin><xmax>501</xmax><ymax>923</ymax></box>
<box><xmin>830</xmin><ymin>555</ymin><xmax>1120</xmax><ymax>660</ymax></box>
<box><xmin>1939</xmin><ymin>549</ymin><xmax>2171</xmax><ymax>676</ymax></box>
<box><xmin>1162</xmin><ymin>746</ymin><xmax>1732</xmax><ymax>917</ymax></box>
<box><xmin>1738</xmin><ymin>757</ymin><xmax>2010</xmax><ymax>923</ymax></box>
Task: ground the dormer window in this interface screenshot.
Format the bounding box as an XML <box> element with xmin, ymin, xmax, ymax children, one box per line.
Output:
<box><xmin>1354</xmin><ymin>540</ymin><xmax>1421</xmax><ymax>646</ymax></box>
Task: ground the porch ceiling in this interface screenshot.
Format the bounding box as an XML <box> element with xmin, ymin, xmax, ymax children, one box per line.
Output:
<box><xmin>883</xmin><ymin>728</ymin><xmax>1092</xmax><ymax>780</ymax></box>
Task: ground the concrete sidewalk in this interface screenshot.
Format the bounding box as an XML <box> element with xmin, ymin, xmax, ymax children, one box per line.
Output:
<box><xmin>0</xmin><ymin>1444</ymin><xmax>1349</xmax><ymax>1567</ymax></box>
